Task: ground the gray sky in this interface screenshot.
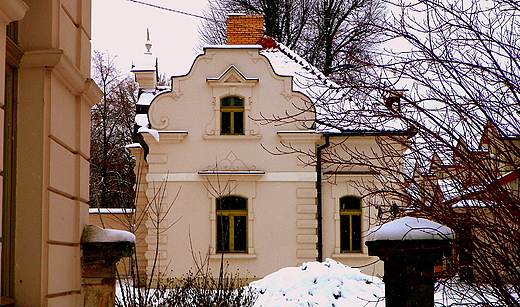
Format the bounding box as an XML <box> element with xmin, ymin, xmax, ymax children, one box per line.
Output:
<box><xmin>91</xmin><ymin>0</ymin><xmax>208</xmax><ymax>78</ymax></box>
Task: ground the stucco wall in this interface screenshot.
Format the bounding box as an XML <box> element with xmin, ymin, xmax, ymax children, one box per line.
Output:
<box><xmin>137</xmin><ymin>46</ymin><xmax>388</xmax><ymax>279</ymax></box>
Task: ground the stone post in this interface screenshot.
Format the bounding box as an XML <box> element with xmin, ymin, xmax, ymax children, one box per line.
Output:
<box><xmin>365</xmin><ymin>217</ymin><xmax>453</xmax><ymax>307</ymax></box>
<box><xmin>81</xmin><ymin>225</ymin><xmax>135</xmax><ymax>307</ymax></box>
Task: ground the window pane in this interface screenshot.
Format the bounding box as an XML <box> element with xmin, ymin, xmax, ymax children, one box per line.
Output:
<box><xmin>340</xmin><ymin>215</ymin><xmax>351</xmax><ymax>251</ymax></box>
<box><xmin>234</xmin><ymin>215</ymin><xmax>247</xmax><ymax>252</ymax></box>
<box><xmin>221</xmin><ymin>112</ymin><xmax>231</xmax><ymax>134</ymax></box>
<box><xmin>217</xmin><ymin>196</ymin><xmax>247</xmax><ymax>211</ymax></box>
<box><xmin>351</xmin><ymin>214</ymin><xmax>362</xmax><ymax>251</ymax></box>
<box><xmin>233</xmin><ymin>112</ymin><xmax>244</xmax><ymax>134</ymax></box>
<box><xmin>340</xmin><ymin>196</ymin><xmax>361</xmax><ymax>210</ymax></box>
<box><xmin>222</xmin><ymin>96</ymin><xmax>243</xmax><ymax>107</ymax></box>
<box><xmin>217</xmin><ymin>215</ymin><xmax>230</xmax><ymax>252</ymax></box>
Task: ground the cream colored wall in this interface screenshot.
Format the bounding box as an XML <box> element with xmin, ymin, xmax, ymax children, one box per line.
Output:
<box><xmin>140</xmin><ymin>46</ymin><xmax>392</xmax><ymax>279</ymax></box>
<box><xmin>8</xmin><ymin>0</ymin><xmax>101</xmax><ymax>306</ymax></box>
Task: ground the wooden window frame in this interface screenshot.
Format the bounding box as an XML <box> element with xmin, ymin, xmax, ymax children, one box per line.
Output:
<box><xmin>339</xmin><ymin>196</ymin><xmax>363</xmax><ymax>253</ymax></box>
<box><xmin>216</xmin><ymin>196</ymin><xmax>248</xmax><ymax>253</ymax></box>
<box><xmin>220</xmin><ymin>96</ymin><xmax>244</xmax><ymax>135</ymax></box>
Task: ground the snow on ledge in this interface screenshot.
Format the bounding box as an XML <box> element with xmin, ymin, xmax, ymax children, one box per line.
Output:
<box><xmin>366</xmin><ymin>216</ymin><xmax>454</xmax><ymax>241</ymax></box>
<box><xmin>81</xmin><ymin>225</ymin><xmax>136</xmax><ymax>244</ymax></box>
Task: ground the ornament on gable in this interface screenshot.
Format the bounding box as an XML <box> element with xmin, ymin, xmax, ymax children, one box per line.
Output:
<box><xmin>259</xmin><ymin>37</ymin><xmax>278</xmax><ymax>50</ymax></box>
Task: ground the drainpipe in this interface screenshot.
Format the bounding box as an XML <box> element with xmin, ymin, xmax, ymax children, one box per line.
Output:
<box><xmin>316</xmin><ymin>135</ymin><xmax>329</xmax><ymax>262</ymax></box>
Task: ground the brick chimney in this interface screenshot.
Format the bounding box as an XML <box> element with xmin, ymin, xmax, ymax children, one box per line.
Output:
<box><xmin>226</xmin><ymin>14</ymin><xmax>264</xmax><ymax>45</ymax></box>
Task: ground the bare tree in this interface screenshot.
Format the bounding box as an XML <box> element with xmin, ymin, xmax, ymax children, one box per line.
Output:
<box><xmin>90</xmin><ymin>51</ymin><xmax>138</xmax><ymax>209</ymax></box>
<box><xmin>198</xmin><ymin>0</ymin><xmax>386</xmax><ymax>80</ymax></box>
<box><xmin>259</xmin><ymin>0</ymin><xmax>520</xmax><ymax>305</ymax></box>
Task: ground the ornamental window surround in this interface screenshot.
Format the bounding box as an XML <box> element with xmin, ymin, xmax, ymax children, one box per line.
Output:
<box><xmin>205</xmin><ymin>66</ymin><xmax>260</xmax><ymax>137</ymax></box>
<box><xmin>220</xmin><ymin>96</ymin><xmax>244</xmax><ymax>135</ymax></box>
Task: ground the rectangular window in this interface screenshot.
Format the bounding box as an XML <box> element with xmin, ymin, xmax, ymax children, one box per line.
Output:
<box><xmin>340</xmin><ymin>196</ymin><xmax>362</xmax><ymax>253</ymax></box>
<box><xmin>216</xmin><ymin>196</ymin><xmax>247</xmax><ymax>253</ymax></box>
<box><xmin>220</xmin><ymin>97</ymin><xmax>244</xmax><ymax>135</ymax></box>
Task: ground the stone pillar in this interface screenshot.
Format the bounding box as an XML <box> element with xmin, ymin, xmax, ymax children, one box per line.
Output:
<box><xmin>366</xmin><ymin>240</ymin><xmax>451</xmax><ymax>307</ymax></box>
<box><xmin>365</xmin><ymin>217</ymin><xmax>453</xmax><ymax>307</ymax></box>
<box><xmin>81</xmin><ymin>225</ymin><xmax>135</xmax><ymax>307</ymax></box>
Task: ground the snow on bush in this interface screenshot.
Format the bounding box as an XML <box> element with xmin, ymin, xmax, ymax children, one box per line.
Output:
<box><xmin>250</xmin><ymin>258</ymin><xmax>384</xmax><ymax>307</ymax></box>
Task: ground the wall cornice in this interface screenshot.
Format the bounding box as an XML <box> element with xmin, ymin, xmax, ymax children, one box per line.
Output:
<box><xmin>0</xmin><ymin>0</ymin><xmax>28</xmax><ymax>24</ymax></box>
<box><xmin>20</xmin><ymin>48</ymin><xmax>102</xmax><ymax>105</ymax></box>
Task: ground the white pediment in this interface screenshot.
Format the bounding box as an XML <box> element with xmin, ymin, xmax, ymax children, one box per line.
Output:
<box><xmin>206</xmin><ymin>65</ymin><xmax>258</xmax><ymax>86</ymax></box>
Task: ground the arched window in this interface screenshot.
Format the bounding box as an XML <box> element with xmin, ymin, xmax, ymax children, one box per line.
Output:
<box><xmin>220</xmin><ymin>96</ymin><xmax>244</xmax><ymax>135</ymax></box>
<box><xmin>340</xmin><ymin>196</ymin><xmax>362</xmax><ymax>253</ymax></box>
<box><xmin>216</xmin><ymin>196</ymin><xmax>247</xmax><ymax>252</ymax></box>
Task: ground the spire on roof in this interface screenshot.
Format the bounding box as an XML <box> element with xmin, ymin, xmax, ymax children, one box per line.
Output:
<box><xmin>145</xmin><ymin>28</ymin><xmax>152</xmax><ymax>54</ymax></box>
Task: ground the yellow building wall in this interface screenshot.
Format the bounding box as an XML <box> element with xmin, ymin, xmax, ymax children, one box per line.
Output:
<box><xmin>0</xmin><ymin>0</ymin><xmax>101</xmax><ymax>306</ymax></box>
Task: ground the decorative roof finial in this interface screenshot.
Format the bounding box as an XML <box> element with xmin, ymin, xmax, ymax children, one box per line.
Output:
<box><xmin>145</xmin><ymin>28</ymin><xmax>152</xmax><ymax>54</ymax></box>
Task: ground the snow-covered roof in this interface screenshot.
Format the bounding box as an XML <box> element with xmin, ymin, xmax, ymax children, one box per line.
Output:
<box><xmin>366</xmin><ymin>216</ymin><xmax>454</xmax><ymax>241</ymax></box>
<box><xmin>451</xmin><ymin>199</ymin><xmax>491</xmax><ymax>208</ymax></box>
<box><xmin>131</xmin><ymin>52</ymin><xmax>156</xmax><ymax>72</ymax></box>
<box><xmin>132</xmin><ymin>42</ymin><xmax>410</xmax><ymax>134</ymax></box>
<box><xmin>438</xmin><ymin>179</ymin><xmax>485</xmax><ymax>202</ymax></box>
<box><xmin>261</xmin><ymin>44</ymin><xmax>409</xmax><ymax>133</ymax></box>
<box><xmin>136</xmin><ymin>91</ymin><xmax>155</xmax><ymax>106</ymax></box>
<box><xmin>81</xmin><ymin>225</ymin><xmax>136</xmax><ymax>243</ymax></box>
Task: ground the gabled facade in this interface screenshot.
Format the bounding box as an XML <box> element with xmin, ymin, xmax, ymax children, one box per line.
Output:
<box><xmin>0</xmin><ymin>1</ymin><xmax>101</xmax><ymax>305</ymax></box>
<box><xmin>131</xmin><ymin>15</ymin><xmax>412</xmax><ymax>279</ymax></box>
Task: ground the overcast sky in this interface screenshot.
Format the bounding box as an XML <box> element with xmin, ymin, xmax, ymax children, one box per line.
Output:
<box><xmin>91</xmin><ymin>0</ymin><xmax>209</xmax><ymax>78</ymax></box>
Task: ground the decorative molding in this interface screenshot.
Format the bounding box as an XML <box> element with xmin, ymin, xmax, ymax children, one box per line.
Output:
<box><xmin>146</xmin><ymin>172</ymin><xmax>316</xmax><ymax>182</ymax></box>
<box><xmin>277</xmin><ymin>131</ymin><xmax>322</xmax><ymax>143</ymax></box>
<box><xmin>205</xmin><ymin>66</ymin><xmax>259</xmax><ymax>137</ymax></box>
<box><xmin>204</xmin><ymin>151</ymin><xmax>258</xmax><ymax>172</ymax></box>
<box><xmin>248</xmin><ymin>50</ymin><xmax>260</xmax><ymax>63</ymax></box>
<box><xmin>204</xmin><ymin>51</ymin><xmax>217</xmax><ymax>63</ymax></box>
<box><xmin>206</xmin><ymin>65</ymin><xmax>258</xmax><ymax>85</ymax></box>
<box><xmin>0</xmin><ymin>0</ymin><xmax>28</xmax><ymax>23</ymax></box>
<box><xmin>203</xmin><ymin>135</ymin><xmax>261</xmax><ymax>140</ymax></box>
<box><xmin>157</xmin><ymin>131</ymin><xmax>188</xmax><ymax>143</ymax></box>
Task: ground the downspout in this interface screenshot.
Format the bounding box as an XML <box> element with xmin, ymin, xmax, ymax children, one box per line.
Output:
<box><xmin>316</xmin><ymin>135</ymin><xmax>329</xmax><ymax>262</ymax></box>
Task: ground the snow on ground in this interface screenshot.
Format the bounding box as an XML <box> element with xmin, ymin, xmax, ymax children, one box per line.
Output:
<box><xmin>115</xmin><ymin>257</ymin><xmax>517</xmax><ymax>306</ymax></box>
<box><xmin>250</xmin><ymin>258</ymin><xmax>384</xmax><ymax>307</ymax></box>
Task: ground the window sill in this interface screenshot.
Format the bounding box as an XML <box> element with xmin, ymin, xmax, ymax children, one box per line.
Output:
<box><xmin>203</xmin><ymin>135</ymin><xmax>261</xmax><ymax>140</ymax></box>
<box><xmin>0</xmin><ymin>297</ymin><xmax>15</xmax><ymax>307</ymax></box>
<box><xmin>89</xmin><ymin>208</ymin><xmax>135</xmax><ymax>214</ymax></box>
<box><xmin>331</xmin><ymin>253</ymin><xmax>373</xmax><ymax>259</ymax></box>
<box><xmin>209</xmin><ymin>253</ymin><xmax>258</xmax><ymax>259</ymax></box>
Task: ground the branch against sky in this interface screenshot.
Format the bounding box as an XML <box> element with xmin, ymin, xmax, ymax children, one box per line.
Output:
<box><xmin>198</xmin><ymin>0</ymin><xmax>387</xmax><ymax>81</ymax></box>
